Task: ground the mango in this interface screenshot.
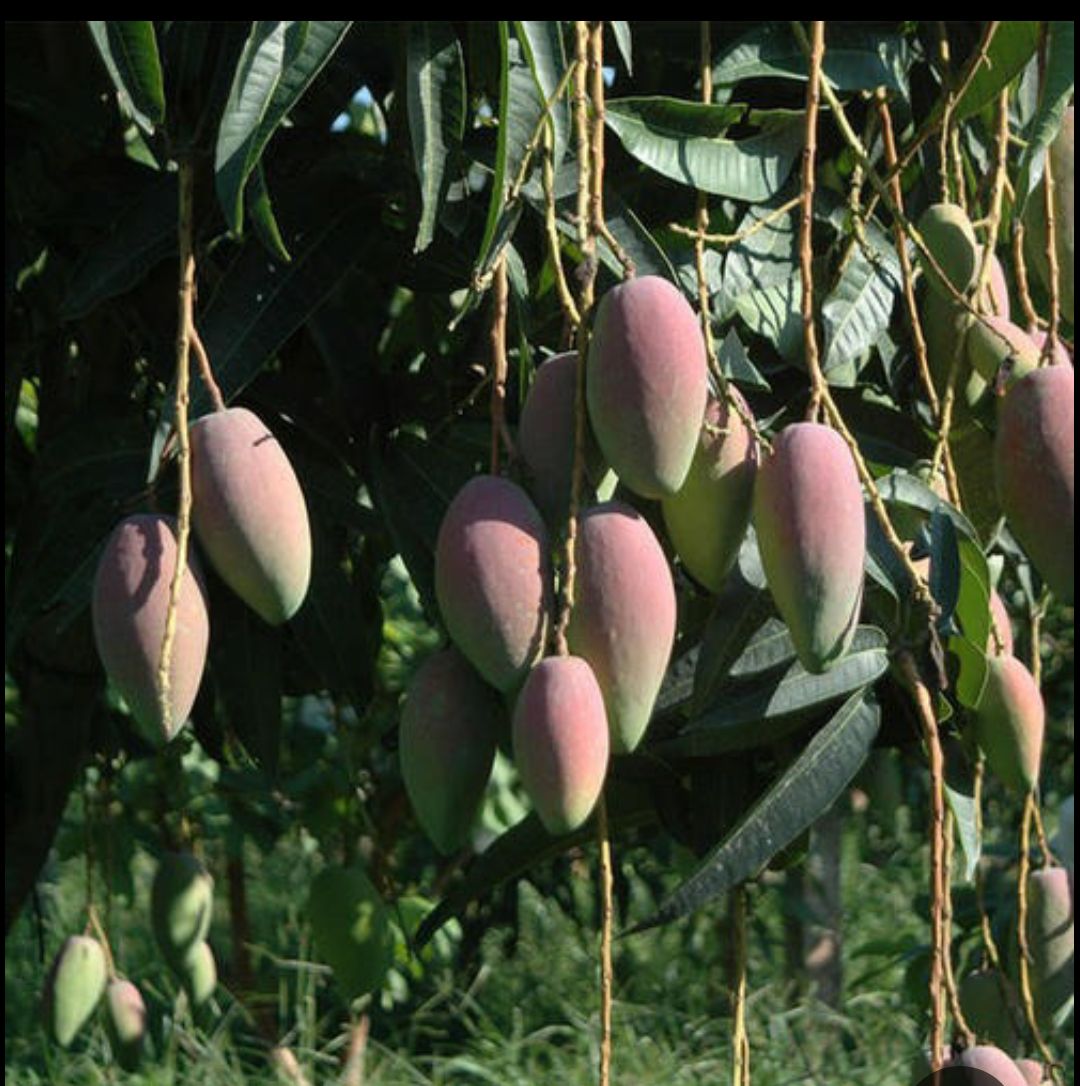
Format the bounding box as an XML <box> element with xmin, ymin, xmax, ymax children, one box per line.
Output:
<box><xmin>190</xmin><ymin>406</ymin><xmax>311</xmax><ymax>625</ymax></box>
<box><xmin>1014</xmin><ymin>1059</ymin><xmax>1047</xmax><ymax>1086</ymax></box>
<box><xmin>42</xmin><ymin>935</ymin><xmax>107</xmax><ymax>1048</ymax></box>
<box><xmin>179</xmin><ymin>941</ymin><xmax>217</xmax><ymax>1008</ymax></box>
<box><xmin>752</xmin><ymin>423</ymin><xmax>865</xmax><ymax>674</ymax></box>
<box><xmin>955</xmin><ymin>1047</ymin><xmax>1031</xmax><ymax>1086</ymax></box>
<box><xmin>995</xmin><ymin>365</ymin><xmax>1074</xmax><ymax>602</ymax></box>
<box><xmin>518</xmin><ymin>352</ymin><xmax>606</xmax><ymax>527</ymax></box>
<box><xmin>973</xmin><ymin>655</ymin><xmax>1044</xmax><ymax>795</ymax></box>
<box><xmin>104</xmin><ymin>977</ymin><xmax>147</xmax><ymax>1071</ymax></box>
<box><xmin>399</xmin><ymin>648</ymin><xmax>500</xmax><ymax>854</ymax></box>
<box><xmin>1026</xmin><ymin>866</ymin><xmax>1074</xmax><ymax>1033</ymax></box>
<box><xmin>661</xmin><ymin>388</ymin><xmax>758</xmax><ymax>594</ymax></box>
<box><xmin>307</xmin><ymin>864</ymin><xmax>394</xmax><ymax>1000</ymax></box>
<box><xmin>959</xmin><ymin>969</ymin><xmax>1020</xmax><ymax>1053</ymax></box>
<box><xmin>512</xmin><ymin>655</ymin><xmax>609</xmax><ymax>835</ymax></box>
<box><xmin>917</xmin><ymin>202</ymin><xmax>979</xmax><ymax>299</ymax></box>
<box><xmin>435</xmin><ymin>475</ymin><xmax>553</xmax><ymax>692</ymax></box>
<box><xmin>566</xmin><ymin>502</ymin><xmax>676</xmax><ymax>753</ymax></box>
<box><xmin>587</xmin><ymin>275</ymin><xmax>708</xmax><ymax>498</ymax></box>
<box><xmin>92</xmin><ymin>514</ymin><xmax>209</xmax><ymax>746</ymax></box>
<box><xmin>151</xmin><ymin>852</ymin><xmax>214</xmax><ymax>968</ymax></box>
<box><xmin>967</xmin><ymin>316</ymin><xmax>1041</xmax><ymax>388</ymax></box>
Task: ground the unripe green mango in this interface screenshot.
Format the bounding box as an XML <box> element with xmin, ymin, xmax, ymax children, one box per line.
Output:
<box><xmin>92</xmin><ymin>514</ymin><xmax>209</xmax><ymax>745</ymax></box>
<box><xmin>190</xmin><ymin>407</ymin><xmax>311</xmax><ymax>625</ymax></box>
<box><xmin>661</xmin><ymin>389</ymin><xmax>758</xmax><ymax>594</ymax></box>
<box><xmin>567</xmin><ymin>502</ymin><xmax>676</xmax><ymax>753</ymax></box>
<box><xmin>435</xmin><ymin>475</ymin><xmax>553</xmax><ymax>693</ymax></box>
<box><xmin>917</xmin><ymin>202</ymin><xmax>979</xmax><ymax>299</ymax></box>
<box><xmin>512</xmin><ymin>655</ymin><xmax>609</xmax><ymax>835</ymax></box>
<box><xmin>967</xmin><ymin>316</ymin><xmax>1041</xmax><ymax>388</ymax></box>
<box><xmin>752</xmin><ymin>423</ymin><xmax>865</xmax><ymax>674</ymax></box>
<box><xmin>104</xmin><ymin>977</ymin><xmax>147</xmax><ymax>1071</ymax></box>
<box><xmin>42</xmin><ymin>935</ymin><xmax>107</xmax><ymax>1048</ymax></box>
<box><xmin>959</xmin><ymin>969</ymin><xmax>1021</xmax><ymax>1053</ymax></box>
<box><xmin>587</xmin><ymin>275</ymin><xmax>708</xmax><ymax>498</ymax></box>
<box><xmin>973</xmin><ymin>655</ymin><xmax>1044</xmax><ymax>795</ymax></box>
<box><xmin>179</xmin><ymin>941</ymin><xmax>217</xmax><ymax>1008</ymax></box>
<box><xmin>400</xmin><ymin>648</ymin><xmax>500</xmax><ymax>854</ymax></box>
<box><xmin>307</xmin><ymin>864</ymin><xmax>394</xmax><ymax>1000</ymax></box>
<box><xmin>1026</xmin><ymin>866</ymin><xmax>1074</xmax><ymax>1033</ymax></box>
<box><xmin>151</xmin><ymin>852</ymin><xmax>214</xmax><ymax>968</ymax></box>
<box><xmin>995</xmin><ymin>365</ymin><xmax>1074</xmax><ymax>602</ymax></box>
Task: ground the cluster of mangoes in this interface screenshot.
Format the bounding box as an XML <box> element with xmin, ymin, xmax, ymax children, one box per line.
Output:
<box><xmin>91</xmin><ymin>407</ymin><xmax>312</xmax><ymax>746</ymax></box>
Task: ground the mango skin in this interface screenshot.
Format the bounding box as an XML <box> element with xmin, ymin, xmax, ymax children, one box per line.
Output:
<box><xmin>512</xmin><ymin>655</ymin><xmax>609</xmax><ymax>835</ymax></box>
<box><xmin>42</xmin><ymin>935</ymin><xmax>107</xmax><ymax>1049</ymax></box>
<box><xmin>307</xmin><ymin>865</ymin><xmax>395</xmax><ymax>1000</ymax></box>
<box><xmin>955</xmin><ymin>1046</ymin><xmax>1031</xmax><ymax>1086</ymax></box>
<box><xmin>1025</xmin><ymin>104</ymin><xmax>1074</xmax><ymax>324</ymax></box>
<box><xmin>917</xmin><ymin>202</ymin><xmax>979</xmax><ymax>299</ymax></box>
<box><xmin>995</xmin><ymin>365</ymin><xmax>1074</xmax><ymax>603</ymax></box>
<box><xmin>435</xmin><ymin>476</ymin><xmax>553</xmax><ymax>693</ymax></box>
<box><xmin>587</xmin><ymin>275</ymin><xmax>708</xmax><ymax>498</ymax></box>
<box><xmin>1026</xmin><ymin>867</ymin><xmax>1074</xmax><ymax>1033</ymax></box>
<box><xmin>967</xmin><ymin>316</ymin><xmax>1041</xmax><ymax>388</ymax></box>
<box><xmin>973</xmin><ymin>655</ymin><xmax>1044</xmax><ymax>795</ymax></box>
<box><xmin>567</xmin><ymin>502</ymin><xmax>676</xmax><ymax>754</ymax></box>
<box><xmin>661</xmin><ymin>389</ymin><xmax>758</xmax><ymax>594</ymax></box>
<box><xmin>959</xmin><ymin>969</ymin><xmax>1020</xmax><ymax>1054</ymax></box>
<box><xmin>104</xmin><ymin>978</ymin><xmax>147</xmax><ymax>1071</ymax></box>
<box><xmin>179</xmin><ymin>941</ymin><xmax>217</xmax><ymax>1008</ymax></box>
<box><xmin>151</xmin><ymin>852</ymin><xmax>214</xmax><ymax>968</ymax></box>
<box><xmin>518</xmin><ymin>352</ymin><xmax>606</xmax><ymax>527</ymax></box>
<box><xmin>190</xmin><ymin>407</ymin><xmax>311</xmax><ymax>625</ymax></box>
<box><xmin>752</xmin><ymin>423</ymin><xmax>865</xmax><ymax>674</ymax></box>
<box><xmin>92</xmin><ymin>514</ymin><xmax>209</xmax><ymax>746</ymax></box>
<box><xmin>400</xmin><ymin>648</ymin><xmax>500</xmax><ymax>854</ymax></box>
<box><xmin>1014</xmin><ymin>1058</ymin><xmax>1047</xmax><ymax>1086</ymax></box>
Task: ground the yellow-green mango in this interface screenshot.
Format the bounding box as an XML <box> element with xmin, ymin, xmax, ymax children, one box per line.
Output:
<box><xmin>1026</xmin><ymin>866</ymin><xmax>1074</xmax><ymax>1033</ymax></box>
<box><xmin>151</xmin><ymin>852</ymin><xmax>214</xmax><ymax>968</ymax></box>
<box><xmin>973</xmin><ymin>655</ymin><xmax>1044</xmax><ymax>795</ymax></box>
<box><xmin>42</xmin><ymin>935</ymin><xmax>107</xmax><ymax>1048</ymax></box>
<box><xmin>917</xmin><ymin>202</ymin><xmax>979</xmax><ymax>299</ymax></box>
<box><xmin>179</xmin><ymin>941</ymin><xmax>217</xmax><ymax>1008</ymax></box>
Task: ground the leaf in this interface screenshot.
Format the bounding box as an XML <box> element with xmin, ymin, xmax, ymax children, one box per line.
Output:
<box><xmin>655</xmin><ymin>627</ymin><xmax>888</xmax><ymax>757</ymax></box>
<box><xmin>954</xmin><ymin>536</ymin><xmax>992</xmax><ymax>652</ymax></box>
<box><xmin>246</xmin><ymin>161</ymin><xmax>292</xmax><ymax>263</ymax></box>
<box><xmin>876</xmin><ymin>471</ymin><xmax>980</xmax><ymax>544</ymax></box>
<box><xmin>719</xmin><ymin>202</ymin><xmax>797</xmax><ymax>319</ymax></box>
<box><xmin>733</xmin><ymin>271</ymin><xmax>802</xmax><ymax>361</ymax></box>
<box><xmin>629</xmin><ymin>689</ymin><xmax>881</xmax><ymax>933</ymax></box>
<box><xmin>407</xmin><ymin>23</ymin><xmax>467</xmax><ymax>254</ymax></box>
<box><xmin>605</xmin><ymin>97</ymin><xmax>803</xmax><ymax>202</ymax></box>
<box><xmin>928</xmin><ymin>508</ymin><xmax>961</xmax><ymax>633</ymax></box>
<box><xmin>712</xmin><ymin>23</ymin><xmax>910</xmax><ymax>96</ymax></box>
<box><xmin>950</xmin><ymin>635</ymin><xmax>988</xmax><ymax>711</ymax></box>
<box><xmin>716</xmin><ymin>328</ymin><xmax>771</xmax><ymax>390</ymax></box>
<box><xmin>821</xmin><ymin>246</ymin><xmax>900</xmax><ymax>385</ymax></box>
<box><xmin>87</xmin><ymin>21</ymin><xmax>166</xmax><ymax>133</ymax></box>
<box><xmin>952</xmin><ymin>22</ymin><xmax>1040</xmax><ymax>124</ymax></box>
<box><xmin>944</xmin><ymin>740</ymin><xmax>981</xmax><ymax>884</ymax></box>
<box><xmin>609</xmin><ymin>21</ymin><xmax>633</xmax><ymax>77</ymax></box>
<box><xmin>515</xmin><ymin>22</ymin><xmax>570</xmax><ymax>170</ymax></box>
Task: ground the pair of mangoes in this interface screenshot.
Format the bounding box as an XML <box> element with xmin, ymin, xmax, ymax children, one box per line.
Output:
<box><xmin>151</xmin><ymin>851</ymin><xmax>218</xmax><ymax>1008</ymax></box>
<box><xmin>92</xmin><ymin>407</ymin><xmax>311</xmax><ymax>746</ymax></box>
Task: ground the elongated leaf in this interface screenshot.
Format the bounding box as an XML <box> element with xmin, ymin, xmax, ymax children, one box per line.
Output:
<box><xmin>717</xmin><ymin>327</ymin><xmax>771</xmax><ymax>390</ymax></box>
<box><xmin>718</xmin><ymin>202</ymin><xmax>797</xmax><ymax>320</ymax></box>
<box><xmin>88</xmin><ymin>21</ymin><xmax>166</xmax><ymax>133</ymax></box>
<box><xmin>821</xmin><ymin>246</ymin><xmax>900</xmax><ymax>385</ymax></box>
<box><xmin>610</xmin><ymin>21</ymin><xmax>632</xmax><ymax>76</ymax></box>
<box><xmin>733</xmin><ymin>271</ymin><xmax>802</xmax><ymax>361</ymax></box>
<box><xmin>246</xmin><ymin>161</ymin><xmax>291</xmax><ymax>263</ymax></box>
<box><xmin>928</xmin><ymin>508</ymin><xmax>961</xmax><ymax>632</ymax></box>
<box><xmin>952</xmin><ymin>22</ymin><xmax>1040</xmax><ymax>124</ymax></box>
<box><xmin>605</xmin><ymin>97</ymin><xmax>803</xmax><ymax>202</ymax></box>
<box><xmin>951</xmin><ymin>635</ymin><xmax>989</xmax><ymax>711</ymax></box>
<box><xmin>630</xmin><ymin>689</ymin><xmax>881</xmax><ymax>933</ymax></box>
<box><xmin>656</xmin><ymin>628</ymin><xmax>888</xmax><ymax>757</ymax></box>
<box><xmin>712</xmin><ymin>23</ymin><xmax>910</xmax><ymax>96</ymax></box>
<box><xmin>876</xmin><ymin>471</ymin><xmax>980</xmax><ymax>544</ymax></box>
<box><xmin>407</xmin><ymin>23</ymin><xmax>466</xmax><ymax>254</ymax></box>
<box><xmin>515</xmin><ymin>22</ymin><xmax>570</xmax><ymax>169</ymax></box>
<box><xmin>416</xmin><ymin>777</ymin><xmax>656</xmax><ymax>947</ymax></box>
<box><xmin>944</xmin><ymin>740</ymin><xmax>981</xmax><ymax>884</ymax></box>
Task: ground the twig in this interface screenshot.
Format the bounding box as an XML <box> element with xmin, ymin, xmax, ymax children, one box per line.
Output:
<box><xmin>542</xmin><ymin>122</ymin><xmax>581</xmax><ymax>331</ymax></box>
<box><xmin>342</xmin><ymin>1015</ymin><xmax>370</xmax><ymax>1086</ymax></box>
<box><xmin>934</xmin><ymin>23</ymin><xmax>955</xmax><ymax>205</ymax></box>
<box><xmin>1013</xmin><ymin>220</ymin><xmax>1043</xmax><ymax>332</ymax></box>
<box><xmin>670</xmin><ymin>196</ymin><xmax>803</xmax><ymax>246</ymax></box>
<box><xmin>1039</xmin><ymin>145</ymin><xmax>1062</xmax><ymax>363</ymax></box>
<box><xmin>731</xmin><ymin>886</ymin><xmax>751</xmax><ymax>1086</ymax></box>
<box><xmin>190</xmin><ymin>324</ymin><xmax>226</xmax><ymax>413</ymax></box>
<box><xmin>942</xmin><ymin>808</ymin><xmax>975</xmax><ymax>1048</ymax></box>
<box><xmin>487</xmin><ymin>256</ymin><xmax>512</xmax><ymax>473</ymax></box>
<box><xmin>694</xmin><ymin>22</ymin><xmax>721</xmax><ymax>387</ymax></box>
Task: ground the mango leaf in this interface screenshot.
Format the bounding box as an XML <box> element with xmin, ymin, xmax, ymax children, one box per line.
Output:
<box><xmin>944</xmin><ymin>739</ymin><xmax>981</xmax><ymax>884</ymax></box>
<box><xmin>609</xmin><ymin>21</ymin><xmax>632</xmax><ymax>77</ymax></box>
<box><xmin>605</xmin><ymin>97</ymin><xmax>803</xmax><ymax>202</ymax></box>
<box><xmin>629</xmin><ymin>689</ymin><xmax>881</xmax><ymax>933</ymax></box>
<box><xmin>952</xmin><ymin>22</ymin><xmax>1040</xmax><ymax>124</ymax></box>
<box><xmin>954</xmin><ymin>535</ymin><xmax>992</xmax><ymax>653</ymax></box>
<box><xmin>407</xmin><ymin>23</ymin><xmax>467</xmax><ymax>254</ymax></box>
<box><xmin>876</xmin><ymin>471</ymin><xmax>980</xmax><ymax>544</ymax></box>
<box><xmin>928</xmin><ymin>508</ymin><xmax>961</xmax><ymax>634</ymax></box>
<box><xmin>716</xmin><ymin>328</ymin><xmax>771</xmax><ymax>390</ymax></box>
<box><xmin>88</xmin><ymin>21</ymin><xmax>166</xmax><ymax>134</ymax></box>
<box><xmin>515</xmin><ymin>22</ymin><xmax>570</xmax><ymax>170</ymax></box>
<box><xmin>733</xmin><ymin>271</ymin><xmax>802</xmax><ymax>361</ymax></box>
<box><xmin>950</xmin><ymin>635</ymin><xmax>988</xmax><ymax>711</ymax></box>
<box><xmin>655</xmin><ymin>627</ymin><xmax>888</xmax><ymax>757</ymax></box>
<box><xmin>246</xmin><ymin>161</ymin><xmax>291</xmax><ymax>263</ymax></box>
<box><xmin>416</xmin><ymin>776</ymin><xmax>657</xmax><ymax>947</ymax></box>
<box><xmin>718</xmin><ymin>202</ymin><xmax>797</xmax><ymax>320</ymax></box>
<box><xmin>712</xmin><ymin>23</ymin><xmax>910</xmax><ymax>97</ymax></box>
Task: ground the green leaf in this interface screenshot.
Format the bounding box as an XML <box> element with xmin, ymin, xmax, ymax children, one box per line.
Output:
<box><xmin>605</xmin><ymin>97</ymin><xmax>803</xmax><ymax>202</ymax></box>
<box><xmin>954</xmin><ymin>535</ymin><xmax>992</xmax><ymax>652</ymax></box>
<box><xmin>719</xmin><ymin>201</ymin><xmax>797</xmax><ymax>319</ymax></box>
<box><xmin>655</xmin><ymin>628</ymin><xmax>888</xmax><ymax>757</ymax></box>
<box><xmin>876</xmin><ymin>471</ymin><xmax>980</xmax><ymax>544</ymax></box>
<box><xmin>928</xmin><ymin>508</ymin><xmax>961</xmax><ymax>632</ymax></box>
<box><xmin>733</xmin><ymin>271</ymin><xmax>802</xmax><ymax>361</ymax></box>
<box><xmin>246</xmin><ymin>161</ymin><xmax>292</xmax><ymax>263</ymax></box>
<box><xmin>609</xmin><ymin>21</ymin><xmax>633</xmax><ymax>77</ymax></box>
<box><xmin>515</xmin><ymin>22</ymin><xmax>570</xmax><ymax>170</ymax></box>
<box><xmin>944</xmin><ymin>742</ymin><xmax>981</xmax><ymax>884</ymax></box>
<box><xmin>629</xmin><ymin>689</ymin><xmax>881</xmax><ymax>933</ymax></box>
<box><xmin>952</xmin><ymin>22</ymin><xmax>1040</xmax><ymax>124</ymax></box>
<box><xmin>716</xmin><ymin>328</ymin><xmax>771</xmax><ymax>390</ymax></box>
<box><xmin>712</xmin><ymin>23</ymin><xmax>910</xmax><ymax>96</ymax></box>
<box><xmin>951</xmin><ymin>634</ymin><xmax>989</xmax><ymax>710</ymax></box>
<box><xmin>87</xmin><ymin>21</ymin><xmax>166</xmax><ymax>133</ymax></box>
<box><xmin>407</xmin><ymin>23</ymin><xmax>467</xmax><ymax>254</ymax></box>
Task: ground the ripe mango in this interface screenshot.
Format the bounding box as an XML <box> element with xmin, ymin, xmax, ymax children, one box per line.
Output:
<box><xmin>752</xmin><ymin>423</ymin><xmax>865</xmax><ymax>674</ymax></box>
<box><xmin>955</xmin><ymin>1046</ymin><xmax>1032</xmax><ymax>1086</ymax></box>
<box><xmin>512</xmin><ymin>655</ymin><xmax>609</xmax><ymax>835</ymax></box>
<box><xmin>43</xmin><ymin>935</ymin><xmax>107</xmax><ymax>1048</ymax></box>
<box><xmin>917</xmin><ymin>202</ymin><xmax>979</xmax><ymax>299</ymax></box>
<box><xmin>1026</xmin><ymin>866</ymin><xmax>1074</xmax><ymax>1033</ymax></box>
<box><xmin>92</xmin><ymin>514</ymin><xmax>209</xmax><ymax>745</ymax></box>
<box><xmin>567</xmin><ymin>502</ymin><xmax>676</xmax><ymax>753</ymax></box>
<box><xmin>995</xmin><ymin>365</ymin><xmax>1074</xmax><ymax>602</ymax></box>
<box><xmin>661</xmin><ymin>388</ymin><xmax>758</xmax><ymax>594</ymax></box>
<box><xmin>104</xmin><ymin>977</ymin><xmax>147</xmax><ymax>1071</ymax></box>
<box><xmin>973</xmin><ymin>655</ymin><xmax>1044</xmax><ymax>795</ymax></box>
<box><xmin>151</xmin><ymin>852</ymin><xmax>214</xmax><ymax>968</ymax></box>
<box><xmin>190</xmin><ymin>406</ymin><xmax>311</xmax><ymax>625</ymax></box>
<box><xmin>307</xmin><ymin>864</ymin><xmax>394</xmax><ymax>1000</ymax></box>
<box><xmin>400</xmin><ymin>648</ymin><xmax>500</xmax><ymax>854</ymax></box>
<box><xmin>179</xmin><ymin>941</ymin><xmax>217</xmax><ymax>1008</ymax></box>
<box><xmin>1014</xmin><ymin>1058</ymin><xmax>1047</xmax><ymax>1086</ymax></box>
<box><xmin>435</xmin><ymin>475</ymin><xmax>553</xmax><ymax>692</ymax></box>
<box><xmin>587</xmin><ymin>275</ymin><xmax>707</xmax><ymax>498</ymax></box>
<box><xmin>967</xmin><ymin>316</ymin><xmax>1041</xmax><ymax>388</ymax></box>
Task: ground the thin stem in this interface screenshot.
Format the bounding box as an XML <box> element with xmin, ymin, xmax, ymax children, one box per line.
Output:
<box><xmin>488</xmin><ymin>256</ymin><xmax>512</xmax><ymax>474</ymax></box>
<box><xmin>731</xmin><ymin>887</ymin><xmax>751</xmax><ymax>1086</ymax></box>
<box><xmin>542</xmin><ymin>122</ymin><xmax>581</xmax><ymax>331</ymax></box>
<box><xmin>1039</xmin><ymin>145</ymin><xmax>1062</xmax><ymax>363</ymax></box>
<box><xmin>942</xmin><ymin>808</ymin><xmax>975</xmax><ymax>1047</ymax></box>
<box><xmin>190</xmin><ymin>324</ymin><xmax>226</xmax><ymax>413</ymax></box>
